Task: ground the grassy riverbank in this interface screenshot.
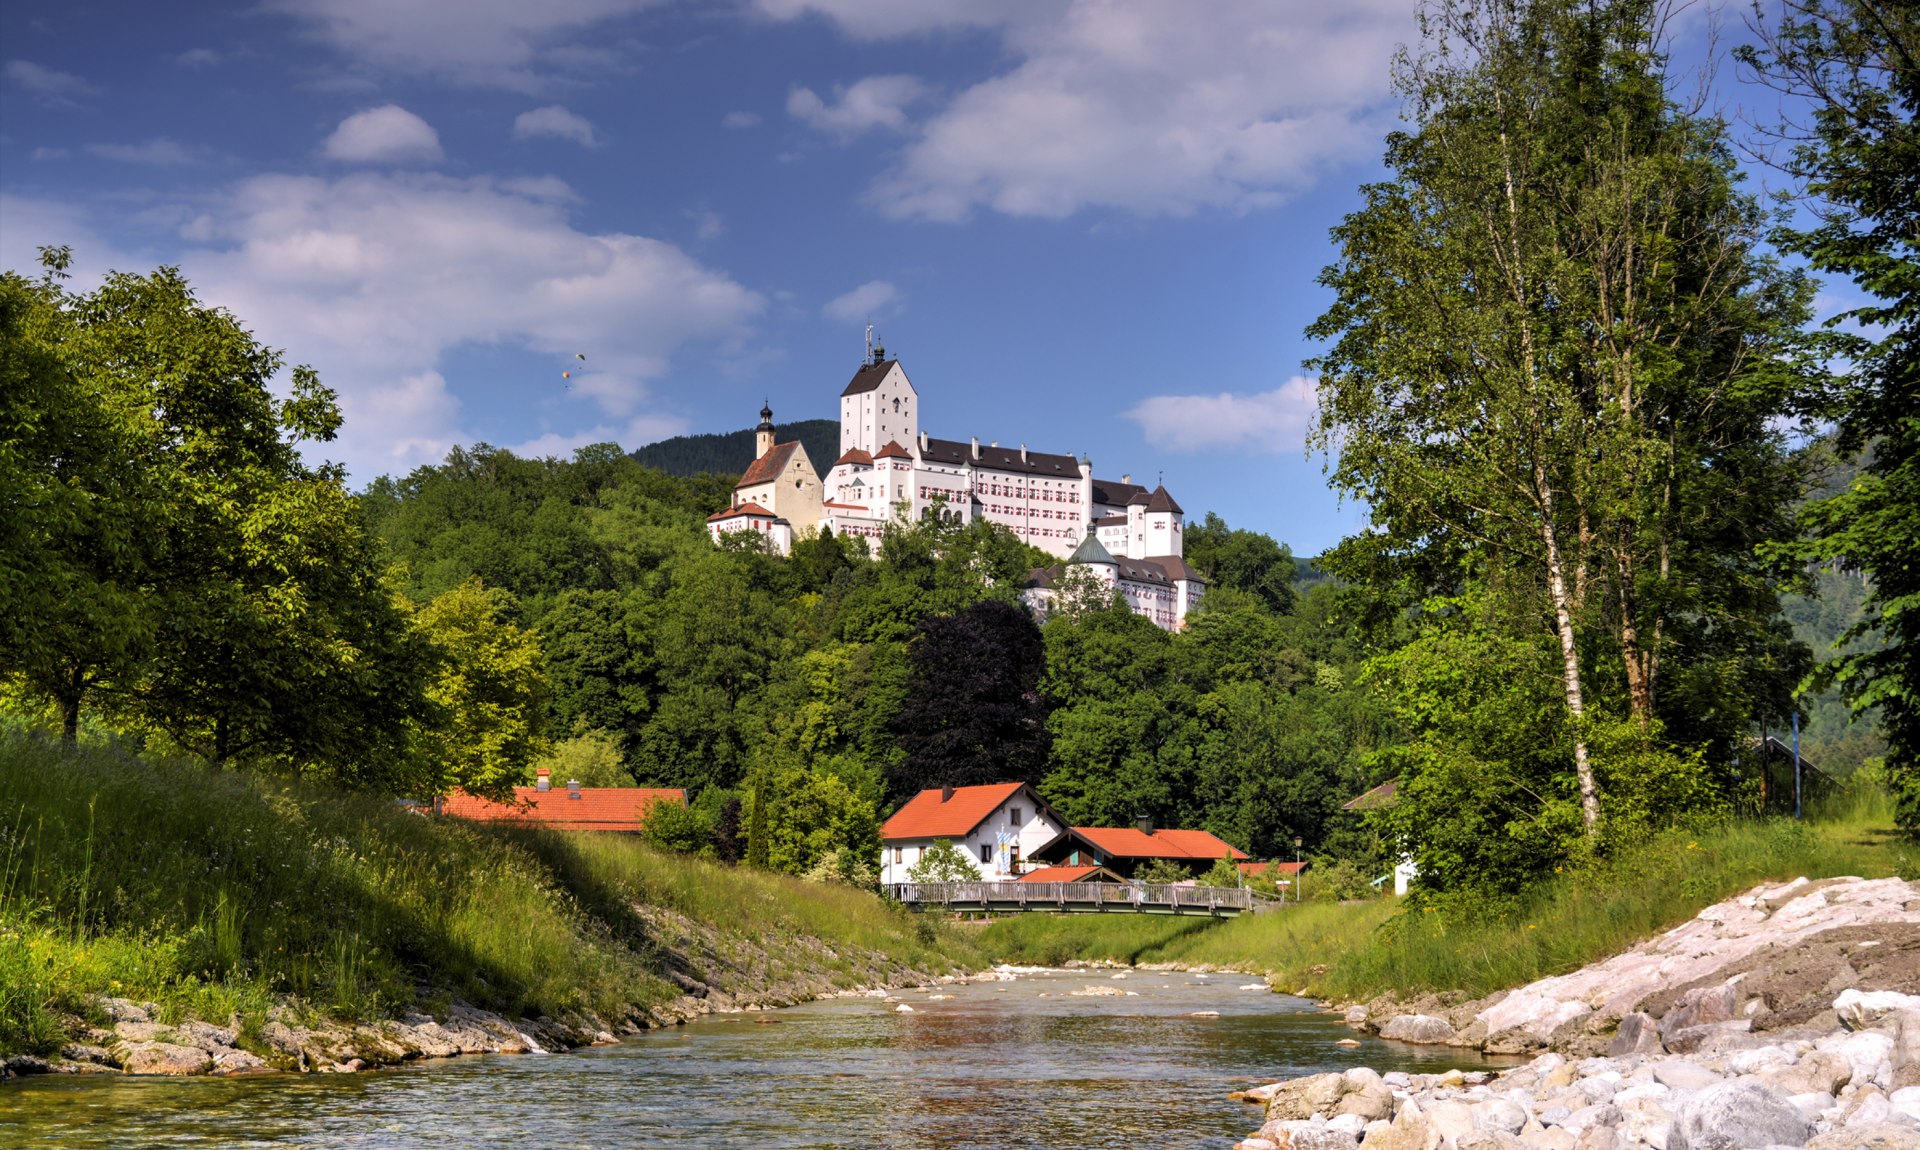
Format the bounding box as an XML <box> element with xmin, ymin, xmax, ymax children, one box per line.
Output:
<box><xmin>0</xmin><ymin>737</ymin><xmax>973</xmax><ymax>1057</ymax></box>
<box><xmin>979</xmin><ymin>792</ymin><xmax>1911</xmax><ymax>1001</ymax></box>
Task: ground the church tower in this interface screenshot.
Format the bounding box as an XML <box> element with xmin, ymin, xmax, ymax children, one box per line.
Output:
<box><xmin>755</xmin><ymin>400</ymin><xmax>775</xmax><ymax>459</ymax></box>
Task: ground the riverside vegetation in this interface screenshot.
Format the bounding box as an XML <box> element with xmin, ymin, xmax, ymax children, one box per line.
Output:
<box><xmin>0</xmin><ymin>735</ymin><xmax>971</xmax><ymax>1066</ymax></box>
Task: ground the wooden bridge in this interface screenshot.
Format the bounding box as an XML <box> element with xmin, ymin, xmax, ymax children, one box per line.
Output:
<box><xmin>889</xmin><ymin>881</ymin><xmax>1260</xmax><ymax>917</ymax></box>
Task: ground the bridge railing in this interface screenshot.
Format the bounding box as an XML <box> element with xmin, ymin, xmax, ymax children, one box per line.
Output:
<box><xmin>890</xmin><ymin>881</ymin><xmax>1255</xmax><ymax>912</ymax></box>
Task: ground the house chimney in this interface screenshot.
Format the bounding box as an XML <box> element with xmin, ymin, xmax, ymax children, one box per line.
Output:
<box><xmin>1020</xmin><ymin>444</ymin><xmax>1028</xmax><ymax>463</ymax></box>
<box><xmin>941</xmin><ymin>784</ymin><xmax>955</xmax><ymax>803</ymax></box>
<box><xmin>970</xmin><ymin>437</ymin><xmax>980</xmax><ymax>460</ymax></box>
<box><xmin>1122</xmin><ymin>473</ymin><xmax>1131</xmax><ymax>486</ymax></box>
<box><xmin>567</xmin><ymin>779</ymin><xmax>582</xmax><ymax>800</ymax></box>
<box><xmin>1135</xmin><ymin>813</ymin><xmax>1153</xmax><ymax>835</ymax></box>
<box><xmin>536</xmin><ymin>768</ymin><xmax>551</xmax><ymax>793</ymax></box>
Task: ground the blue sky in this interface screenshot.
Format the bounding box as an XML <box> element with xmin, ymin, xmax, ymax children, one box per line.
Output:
<box><xmin>3</xmin><ymin>0</ymin><xmax>1766</xmax><ymax>557</ymax></box>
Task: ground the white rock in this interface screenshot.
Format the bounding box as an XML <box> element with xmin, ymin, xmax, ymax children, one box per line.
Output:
<box><xmin>1838</xmin><ymin>991</ymin><xmax>1920</xmax><ymax>1032</ymax></box>
<box><xmin>1479</xmin><ymin>1100</ymin><xmax>1530</xmax><ymax>1135</ymax></box>
<box><xmin>1655</xmin><ymin>1063</ymin><xmax>1723</xmax><ymax>1091</ymax></box>
<box><xmin>1729</xmin><ymin>1047</ymin><xmax>1799</xmax><ymax>1077</ymax></box>
<box><xmin>1893</xmin><ymin>1088</ymin><xmax>1920</xmax><ymax>1123</ymax></box>
<box><xmin>894</xmin><ymin>1004</ymin><xmax>914</xmax><ymax>1013</ymax></box>
<box><xmin>1849</xmin><ymin>1092</ymin><xmax>1894</xmax><ymax>1128</ymax></box>
<box><xmin>1790</xmin><ymin>1092</ymin><xmax>1838</xmax><ymax>1119</ymax></box>
<box><xmin>1329</xmin><ymin>1113</ymin><xmax>1370</xmax><ymax>1136</ymax></box>
<box><xmin>1822</xmin><ymin>1030</ymin><xmax>1897</xmax><ymax>1090</ymax></box>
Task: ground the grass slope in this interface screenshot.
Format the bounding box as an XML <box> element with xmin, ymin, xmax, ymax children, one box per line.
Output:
<box><xmin>980</xmin><ymin>794</ymin><xmax>1911</xmax><ymax>1002</ymax></box>
<box><xmin>0</xmin><ymin>737</ymin><xmax>971</xmax><ymax>1056</ymax></box>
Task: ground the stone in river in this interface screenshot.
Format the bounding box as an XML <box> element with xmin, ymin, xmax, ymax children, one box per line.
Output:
<box><xmin>118</xmin><ymin>1042</ymin><xmax>214</xmax><ymax>1075</ymax></box>
<box><xmin>1380</xmin><ymin>1014</ymin><xmax>1458</xmax><ymax>1044</ymax></box>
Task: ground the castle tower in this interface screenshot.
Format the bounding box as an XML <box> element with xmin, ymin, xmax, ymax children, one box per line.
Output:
<box><xmin>755</xmin><ymin>400</ymin><xmax>775</xmax><ymax>460</ymax></box>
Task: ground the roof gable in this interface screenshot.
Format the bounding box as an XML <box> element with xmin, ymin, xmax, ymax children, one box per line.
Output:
<box><xmin>875</xmin><ymin>439</ymin><xmax>913</xmax><ymax>460</ymax></box>
<box><xmin>834</xmin><ymin>448</ymin><xmax>873</xmax><ymax>467</ymax></box>
<box><xmin>708</xmin><ymin>501</ymin><xmax>775</xmax><ymax>522</ymax></box>
<box><xmin>882</xmin><ymin>782</ymin><xmax>1031</xmax><ymax>840</ymax></box>
<box><xmin>1143</xmin><ymin>485</ymin><xmax>1184</xmax><ymax>514</ymax></box>
<box><xmin>841</xmin><ymin>359</ymin><xmax>902</xmax><ymax>396</ymax></box>
<box><xmin>739</xmin><ymin>440</ymin><xmax>807</xmax><ymax>487</ymax></box>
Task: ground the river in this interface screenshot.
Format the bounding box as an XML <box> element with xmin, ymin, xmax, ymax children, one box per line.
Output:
<box><xmin>2</xmin><ymin>968</ymin><xmax>1509</xmax><ymax>1149</ymax></box>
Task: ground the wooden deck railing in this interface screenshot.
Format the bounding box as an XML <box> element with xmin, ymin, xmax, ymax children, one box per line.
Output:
<box><xmin>888</xmin><ymin>881</ymin><xmax>1257</xmax><ymax>915</ymax></box>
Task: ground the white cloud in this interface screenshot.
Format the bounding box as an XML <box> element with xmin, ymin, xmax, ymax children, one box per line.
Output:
<box><xmin>4</xmin><ymin>59</ymin><xmax>99</xmax><ymax>106</ymax></box>
<box><xmin>1122</xmin><ymin>376</ymin><xmax>1319</xmax><ymax>453</ymax></box>
<box><xmin>323</xmin><ymin>105</ymin><xmax>444</xmax><ymax>164</ymax></box>
<box><xmin>267</xmin><ymin>0</ymin><xmax>657</xmax><ymax>88</ymax></box>
<box><xmin>787</xmin><ymin>75</ymin><xmax>929</xmax><ymax>140</ymax></box>
<box><xmin>762</xmin><ymin>0</ymin><xmax>1416</xmax><ymax>220</ymax></box>
<box><xmin>509</xmin><ymin>414</ymin><xmax>688</xmax><ymax>461</ymax></box>
<box><xmin>721</xmin><ymin>110</ymin><xmax>761</xmax><ymax>129</ymax></box>
<box><xmin>685</xmin><ymin>206</ymin><xmax>724</xmax><ymax>241</ymax></box>
<box><xmin>822</xmin><ymin>280</ymin><xmax>899</xmax><ymax>323</ymax></box>
<box><xmin>513</xmin><ymin>105</ymin><xmax>600</xmax><ymax>147</ymax></box>
<box><xmin>31</xmin><ymin>147</ymin><xmax>70</xmax><ymax>161</ymax></box>
<box><xmin>175</xmin><ymin>48</ymin><xmax>222</xmax><ymax>68</ymax></box>
<box><xmin>163</xmin><ymin>171</ymin><xmax>763</xmax><ymax>478</ymax></box>
<box><xmin>86</xmin><ymin>138</ymin><xmax>199</xmax><ymax>165</ymax></box>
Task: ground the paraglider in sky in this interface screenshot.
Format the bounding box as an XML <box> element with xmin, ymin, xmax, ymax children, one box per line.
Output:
<box><xmin>576</xmin><ymin>353</ymin><xmax>586</xmax><ymax>361</ymax></box>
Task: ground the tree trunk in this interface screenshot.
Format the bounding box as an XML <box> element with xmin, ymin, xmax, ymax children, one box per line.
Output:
<box><xmin>1539</xmin><ymin>475</ymin><xmax>1601</xmax><ymax>837</ymax></box>
<box><xmin>1617</xmin><ymin>549</ymin><xmax>1655</xmax><ymax>722</ymax></box>
<box><xmin>59</xmin><ymin>665</ymin><xmax>85</xmax><ymax>746</ymax></box>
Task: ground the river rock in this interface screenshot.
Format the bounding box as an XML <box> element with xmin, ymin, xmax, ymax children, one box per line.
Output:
<box><xmin>1478</xmin><ymin>1099</ymin><xmax>1531</xmax><ymax>1135</ymax></box>
<box><xmin>1381</xmin><ymin>1014</ymin><xmax>1458</xmax><ymax>1045</ymax></box>
<box><xmin>1891</xmin><ymin>1013</ymin><xmax>1920</xmax><ymax>1089</ymax></box>
<box><xmin>1348</xmin><ymin>1006</ymin><xmax>1372</xmax><ymax>1029</ymax></box>
<box><xmin>1838</xmin><ymin>993</ymin><xmax>1920</xmax><ymax>1032</ymax></box>
<box><xmin>1612</xmin><ymin>1013</ymin><xmax>1666</xmax><ymax>1057</ymax></box>
<box><xmin>1759</xmin><ymin>1051</ymin><xmax>1856</xmax><ymax>1096</ymax></box>
<box><xmin>1266</xmin><ymin>1073</ymin><xmax>1352</xmax><ymax>1121</ymax></box>
<box><xmin>1822</xmin><ymin>1031</ymin><xmax>1897</xmax><ymax>1090</ymax></box>
<box><xmin>1807</xmin><ymin>1126</ymin><xmax>1920</xmax><ymax>1150</ymax></box>
<box><xmin>1657</xmin><ymin>1062</ymin><xmax>1724</xmax><ymax>1091</ymax></box>
<box><xmin>1670</xmin><ymin>1081</ymin><xmax>1811</xmax><ymax>1150</ymax></box>
<box><xmin>1339</xmin><ymin>1084</ymin><xmax>1397</xmax><ymax>1122</ymax></box>
<box><xmin>1261</xmin><ymin>1117</ymin><xmax>1364</xmax><ymax>1150</ymax></box>
<box><xmin>118</xmin><ymin>1041</ymin><xmax>214</xmax><ymax>1076</ymax></box>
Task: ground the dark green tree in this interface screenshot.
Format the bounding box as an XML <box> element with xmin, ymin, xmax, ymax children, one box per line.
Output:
<box><xmin>888</xmin><ymin>600</ymin><xmax>1050</xmax><ymax>804</ymax></box>
<box><xmin>1742</xmin><ymin>0</ymin><xmax>1920</xmax><ymax>831</ymax></box>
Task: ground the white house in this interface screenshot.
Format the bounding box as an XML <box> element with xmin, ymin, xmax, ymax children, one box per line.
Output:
<box><xmin>878</xmin><ymin>782</ymin><xmax>1066</xmax><ymax>885</ymax></box>
<box><xmin>707</xmin><ymin>346</ymin><xmax>1207</xmax><ymax>629</ymax></box>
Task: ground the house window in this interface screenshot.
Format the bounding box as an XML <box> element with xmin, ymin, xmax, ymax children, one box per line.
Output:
<box><xmin>979</xmin><ymin>843</ymin><xmax>993</xmax><ymax>863</ymax></box>
<box><xmin>1011</xmin><ymin>807</ymin><xmax>1023</xmax><ymax>826</ymax></box>
<box><xmin>893</xmin><ymin>846</ymin><xmax>902</xmax><ymax>864</ymax></box>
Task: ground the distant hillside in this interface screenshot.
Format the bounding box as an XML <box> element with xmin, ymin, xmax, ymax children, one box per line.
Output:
<box><xmin>629</xmin><ymin>419</ymin><xmax>840</xmax><ymax>478</ymax></box>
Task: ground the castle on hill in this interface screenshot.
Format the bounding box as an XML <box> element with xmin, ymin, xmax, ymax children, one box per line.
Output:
<box><xmin>705</xmin><ymin>347</ymin><xmax>1206</xmax><ymax>630</ymax></box>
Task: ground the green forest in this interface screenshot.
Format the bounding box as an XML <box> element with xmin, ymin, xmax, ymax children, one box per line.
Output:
<box><xmin>2</xmin><ymin>0</ymin><xmax>1913</xmax><ymax>911</ymax></box>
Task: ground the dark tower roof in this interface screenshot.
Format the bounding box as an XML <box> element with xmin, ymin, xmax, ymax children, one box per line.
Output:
<box><xmin>756</xmin><ymin>400</ymin><xmax>774</xmax><ymax>431</ymax></box>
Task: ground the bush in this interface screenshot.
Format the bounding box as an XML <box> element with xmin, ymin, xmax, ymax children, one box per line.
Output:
<box><xmin>906</xmin><ymin>839</ymin><xmax>982</xmax><ymax>882</ymax></box>
<box><xmin>1132</xmin><ymin>858</ymin><xmax>1193</xmax><ymax>885</ymax></box>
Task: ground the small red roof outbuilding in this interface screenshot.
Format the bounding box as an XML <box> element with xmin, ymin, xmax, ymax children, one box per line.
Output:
<box><xmin>439</xmin><ymin>785</ymin><xmax>686</xmax><ymax>833</ymax></box>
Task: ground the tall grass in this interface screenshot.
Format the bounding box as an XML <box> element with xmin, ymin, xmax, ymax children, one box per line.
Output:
<box><xmin>979</xmin><ymin>810</ymin><xmax>1913</xmax><ymax>1002</ymax></box>
<box><xmin>0</xmin><ymin>736</ymin><xmax>972</xmax><ymax>1057</ymax></box>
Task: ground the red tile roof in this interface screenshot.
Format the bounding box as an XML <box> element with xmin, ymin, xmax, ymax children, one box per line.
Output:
<box><xmin>833</xmin><ymin>448</ymin><xmax>873</xmax><ymax>467</ymax></box>
<box><xmin>440</xmin><ymin>787</ymin><xmax>686</xmax><ymax>833</ymax></box>
<box><xmin>1069</xmin><ymin>826</ymin><xmax>1248</xmax><ymax>861</ymax></box>
<box><xmin>1239</xmin><ymin>860</ymin><xmax>1307</xmax><ymax>876</ymax></box>
<box><xmin>708</xmin><ymin>501</ymin><xmax>775</xmax><ymax>522</ymax></box>
<box><xmin>739</xmin><ymin>441</ymin><xmax>801</xmax><ymax>487</ymax></box>
<box><xmin>882</xmin><ymin>782</ymin><xmax>1027</xmax><ymax>841</ymax></box>
<box><xmin>875</xmin><ymin>439</ymin><xmax>913</xmax><ymax>460</ymax></box>
<box><xmin>1017</xmin><ymin>865</ymin><xmax>1108</xmax><ymax>883</ymax></box>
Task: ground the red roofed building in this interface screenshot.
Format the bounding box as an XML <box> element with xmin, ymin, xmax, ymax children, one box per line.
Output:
<box><xmin>440</xmin><ymin>770</ymin><xmax>686</xmax><ymax>834</ymax></box>
<box><xmin>880</xmin><ymin>782</ymin><xmax>1067</xmax><ymax>885</ymax></box>
<box><xmin>708</xmin><ymin>401</ymin><xmax>823</xmax><ymax>555</ymax></box>
<box><xmin>1036</xmin><ymin>821</ymin><xmax>1248</xmax><ymax>879</ymax></box>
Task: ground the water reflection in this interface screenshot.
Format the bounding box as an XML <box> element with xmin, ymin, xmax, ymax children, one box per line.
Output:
<box><xmin>2</xmin><ymin>970</ymin><xmax>1513</xmax><ymax>1150</ymax></box>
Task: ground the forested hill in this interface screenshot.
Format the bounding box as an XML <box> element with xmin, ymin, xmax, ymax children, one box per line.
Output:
<box><xmin>629</xmin><ymin>419</ymin><xmax>840</xmax><ymax>478</ymax></box>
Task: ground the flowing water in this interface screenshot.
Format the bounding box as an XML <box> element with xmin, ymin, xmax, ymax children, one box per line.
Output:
<box><xmin>2</xmin><ymin>969</ymin><xmax>1511</xmax><ymax>1149</ymax></box>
